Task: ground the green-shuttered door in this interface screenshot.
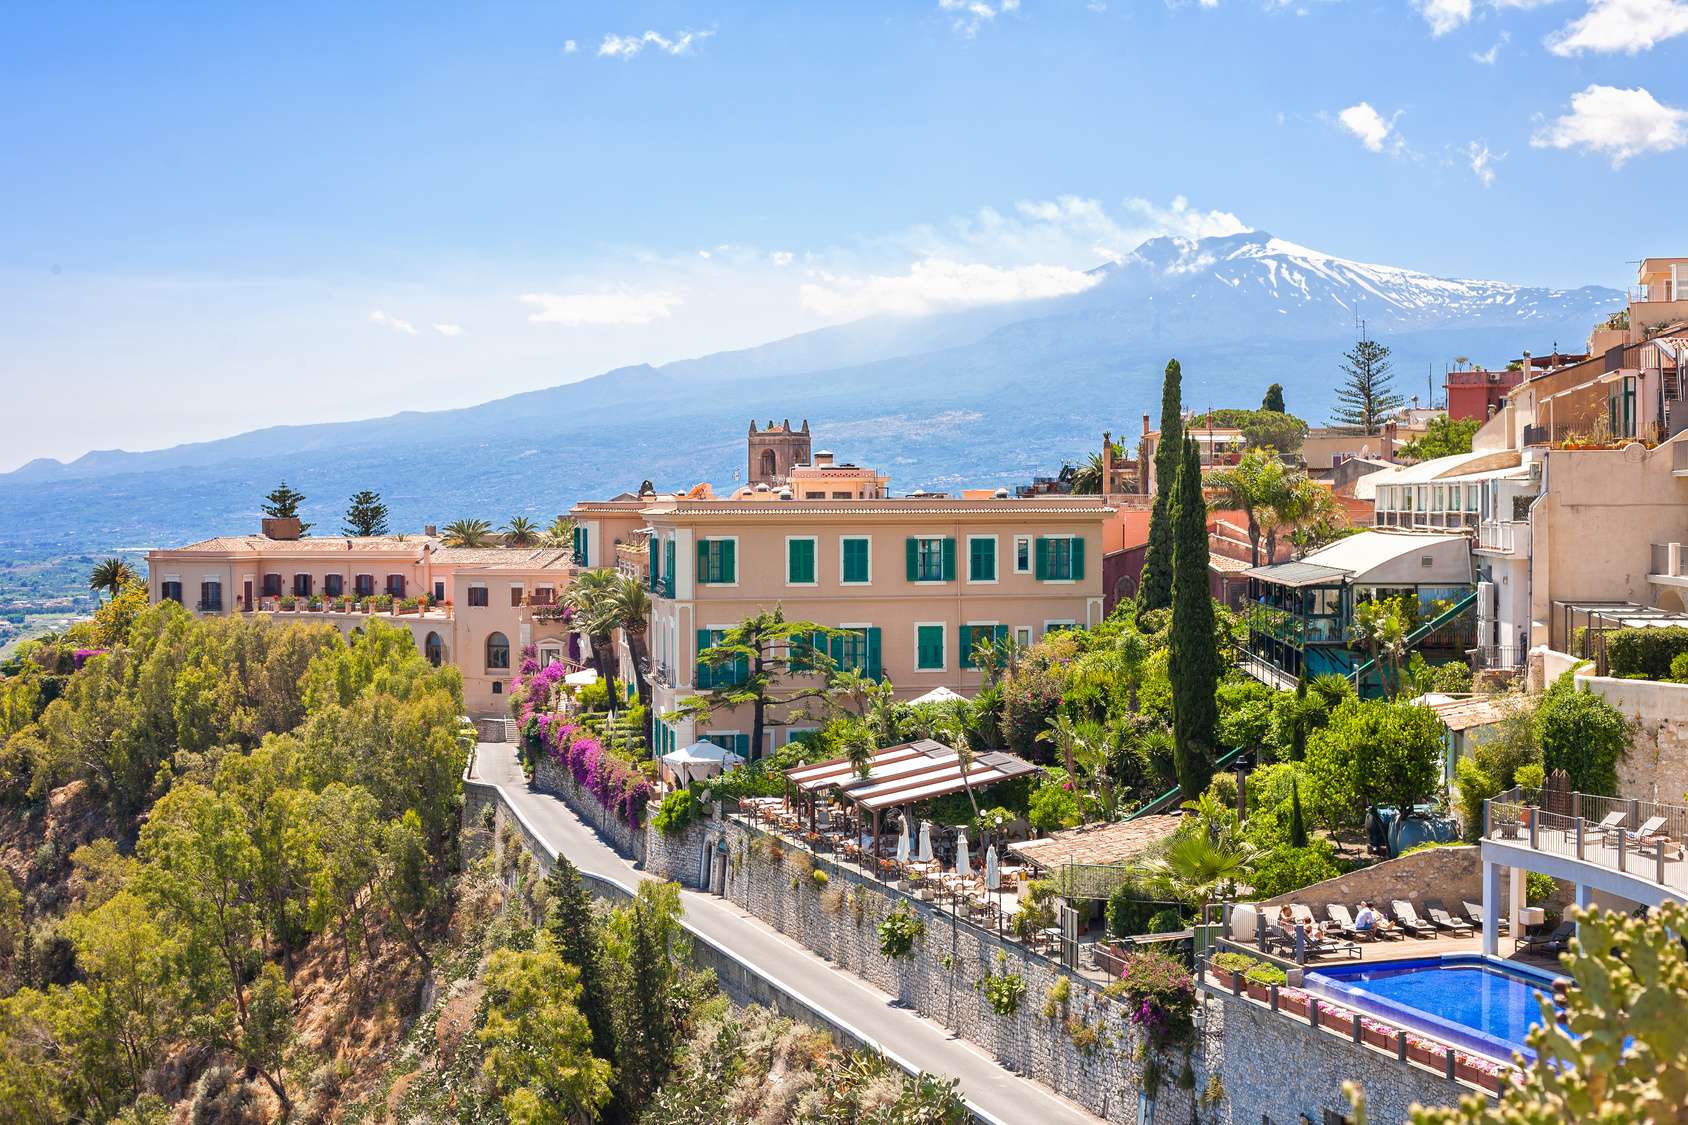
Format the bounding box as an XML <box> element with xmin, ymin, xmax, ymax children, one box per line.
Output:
<box><xmin>648</xmin><ymin>536</ymin><xmax>659</xmax><ymax>590</ymax></box>
<box><xmin>959</xmin><ymin>625</ymin><xmax>976</xmax><ymax>670</ymax></box>
<box><xmin>664</xmin><ymin>539</ymin><xmax>675</xmax><ymax>592</ymax></box>
<box><xmin>1034</xmin><ymin>537</ymin><xmax>1050</xmax><ymax>580</ymax></box>
<box><xmin>1071</xmin><ymin>537</ymin><xmax>1085</xmax><ymax>580</ymax></box>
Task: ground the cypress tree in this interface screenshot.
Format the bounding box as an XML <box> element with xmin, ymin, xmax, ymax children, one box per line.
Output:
<box><xmin>545</xmin><ymin>858</ymin><xmax>616</xmax><ymax>1066</ymax></box>
<box><xmin>1289</xmin><ymin>777</ymin><xmax>1309</xmax><ymax>848</ymax></box>
<box><xmin>1262</xmin><ymin>383</ymin><xmax>1285</xmax><ymax>413</ymax></box>
<box><xmin>1290</xmin><ymin>671</ymin><xmax>1309</xmax><ymax>762</ymax></box>
<box><xmin>1168</xmin><ymin>435</ymin><xmax>1217</xmax><ymax>799</ymax></box>
<box><xmin>1137</xmin><ymin>358</ymin><xmax>1183</xmax><ymax>612</ymax></box>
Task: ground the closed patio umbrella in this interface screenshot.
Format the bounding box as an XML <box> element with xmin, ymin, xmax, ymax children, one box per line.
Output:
<box><xmin>985</xmin><ymin>845</ymin><xmax>1000</xmax><ymax>892</ymax></box>
<box><xmin>896</xmin><ymin>820</ymin><xmax>910</xmax><ymax>864</ymax></box>
<box><xmin>917</xmin><ymin>821</ymin><xmax>933</xmax><ymax>864</ymax></box>
<box><xmin>955</xmin><ymin>829</ymin><xmax>971</xmax><ymax>878</ymax></box>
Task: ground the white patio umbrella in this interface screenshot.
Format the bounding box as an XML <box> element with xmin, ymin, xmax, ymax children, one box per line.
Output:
<box><xmin>985</xmin><ymin>845</ymin><xmax>1000</xmax><ymax>892</ymax></box>
<box><xmin>917</xmin><ymin>821</ymin><xmax>933</xmax><ymax>864</ymax></box>
<box><xmin>955</xmin><ymin>829</ymin><xmax>972</xmax><ymax>877</ymax></box>
<box><xmin>910</xmin><ymin>685</ymin><xmax>965</xmax><ymax>705</ymax></box>
<box><xmin>895</xmin><ymin>820</ymin><xmax>911</xmax><ymax>864</ymax></box>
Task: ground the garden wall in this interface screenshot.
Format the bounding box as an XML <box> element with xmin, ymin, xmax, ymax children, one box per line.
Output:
<box><xmin>1254</xmin><ymin>845</ymin><xmax>1485</xmax><ymax>923</ymax></box>
<box><xmin>1573</xmin><ymin>672</ymin><xmax>1688</xmax><ymax>804</ymax></box>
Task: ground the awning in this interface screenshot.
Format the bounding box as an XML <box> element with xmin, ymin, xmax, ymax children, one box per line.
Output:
<box><xmin>662</xmin><ymin>739</ymin><xmax>744</xmax><ymax>783</ymax></box>
<box><xmin>1242</xmin><ymin>561</ymin><xmax>1350</xmax><ymax>587</ymax></box>
<box><xmin>564</xmin><ymin>669</ymin><xmax>598</xmax><ymax>687</ymax></box>
<box><xmin>785</xmin><ymin>739</ymin><xmax>1039</xmax><ymax>812</ymax></box>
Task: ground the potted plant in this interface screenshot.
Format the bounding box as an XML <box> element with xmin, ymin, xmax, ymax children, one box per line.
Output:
<box><xmin>307</xmin><ymin>594</ymin><xmax>322</xmax><ymax>610</ymax></box>
<box><xmin>279</xmin><ymin>595</ymin><xmax>296</xmax><ymax>611</ymax></box>
<box><xmin>1453</xmin><ymin>1052</ymin><xmax>1510</xmax><ymax>1094</ymax></box>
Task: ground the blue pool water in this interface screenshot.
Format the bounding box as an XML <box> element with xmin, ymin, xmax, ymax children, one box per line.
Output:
<box><xmin>1304</xmin><ymin>955</ymin><xmax>1564</xmax><ymax>1061</ymax></box>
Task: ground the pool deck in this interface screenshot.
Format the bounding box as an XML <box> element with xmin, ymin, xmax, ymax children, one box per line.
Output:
<box><xmin>1298</xmin><ymin>928</ymin><xmax>1568</xmax><ymax>973</ymax></box>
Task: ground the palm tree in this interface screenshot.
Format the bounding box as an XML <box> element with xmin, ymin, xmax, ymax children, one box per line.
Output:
<box><xmin>442</xmin><ymin>518</ymin><xmax>493</xmax><ymax>548</ymax></box>
<box><xmin>502</xmin><ymin>516</ymin><xmax>540</xmax><ymax>546</ymax></box>
<box><xmin>564</xmin><ymin>568</ymin><xmax>622</xmax><ymax>702</ymax></box>
<box><xmin>1140</xmin><ymin>832</ymin><xmax>1256</xmax><ymax>918</ymax></box>
<box><xmin>605</xmin><ymin>573</ymin><xmax>653</xmax><ymax>733</ymax></box>
<box><xmin>1037</xmin><ymin>715</ymin><xmax>1116</xmax><ymax>822</ymax></box>
<box><xmin>1115</xmin><ymin>630</ymin><xmax>1149</xmax><ymax>715</ymax></box>
<box><xmin>843</xmin><ymin>724</ymin><xmax>875</xmax><ymax>780</ymax></box>
<box><xmin>543</xmin><ymin>515</ymin><xmax>575</xmax><ymax>548</ymax></box>
<box><xmin>1207</xmin><ymin>447</ymin><xmax>1288</xmax><ymax>567</ymax></box>
<box><xmin>1350</xmin><ymin>596</ymin><xmax>1408</xmax><ymax>698</ymax></box>
<box><xmin>1262</xmin><ymin>476</ymin><xmax>1346</xmax><ymax>562</ymax></box>
<box><xmin>89</xmin><ymin>558</ymin><xmax>136</xmax><ymax>601</ymax></box>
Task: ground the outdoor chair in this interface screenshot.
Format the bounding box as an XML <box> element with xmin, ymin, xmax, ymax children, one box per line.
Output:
<box><xmin>1517</xmin><ymin>919</ymin><xmax>1575</xmax><ymax>957</ymax></box>
<box><xmin>1460</xmin><ymin>901</ymin><xmax>1508</xmax><ymax>934</ymax></box>
<box><xmin>1390</xmin><ymin>900</ymin><xmax>1438</xmax><ymax>938</ymax></box>
<box><xmin>1328</xmin><ymin>903</ymin><xmax>1398</xmax><ymax>941</ymax></box>
<box><xmin>1610</xmin><ymin>815</ymin><xmax>1667</xmax><ymax>848</ymax></box>
<box><xmin>1588</xmin><ymin>810</ymin><xmax>1626</xmax><ymax>839</ymax></box>
<box><xmin>1423</xmin><ymin>900</ymin><xmax>1474</xmax><ymax>935</ymax></box>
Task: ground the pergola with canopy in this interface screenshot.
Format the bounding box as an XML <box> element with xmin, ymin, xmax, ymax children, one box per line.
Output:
<box><xmin>781</xmin><ymin>739</ymin><xmax>1039</xmax><ymax>861</ymax></box>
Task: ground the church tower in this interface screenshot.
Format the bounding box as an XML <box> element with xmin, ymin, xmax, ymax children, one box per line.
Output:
<box><xmin>747</xmin><ymin>419</ymin><xmax>811</xmax><ymax>486</ymax></box>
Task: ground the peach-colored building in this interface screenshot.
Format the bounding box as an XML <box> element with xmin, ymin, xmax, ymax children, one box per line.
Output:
<box><xmin>624</xmin><ymin>493</ymin><xmax>1110</xmax><ymax>759</ymax></box>
<box><xmin>145</xmin><ymin>518</ymin><xmax>578</xmax><ymax>716</ymax></box>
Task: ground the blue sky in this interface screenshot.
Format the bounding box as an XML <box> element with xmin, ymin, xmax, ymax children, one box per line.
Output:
<box><xmin>1</xmin><ymin>0</ymin><xmax>1683</xmax><ymax>470</ymax></box>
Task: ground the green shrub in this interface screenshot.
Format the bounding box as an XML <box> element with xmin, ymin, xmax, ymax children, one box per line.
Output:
<box><xmin>1515</xmin><ymin>762</ymin><xmax>1546</xmax><ymax>790</ymax></box>
<box><xmin>982</xmin><ymin>967</ymin><xmax>1026</xmax><ymax>1016</ymax></box>
<box><xmin>1536</xmin><ymin>675</ymin><xmax>1629</xmax><ymax>795</ymax></box>
<box><xmin>1042</xmin><ymin>975</ymin><xmax>1071</xmax><ymax>1019</ymax></box>
<box><xmin>1248</xmin><ymin>839</ymin><xmax>1342</xmax><ymax>898</ymax></box>
<box><xmin>1606</xmin><ymin>626</ymin><xmax>1688</xmax><ymax>680</ymax></box>
<box><xmin>1209</xmin><ymin>951</ymin><xmax>1259</xmax><ymax>974</ymax></box>
<box><xmin>1027</xmin><ymin>781</ymin><xmax>1081</xmax><ymax>834</ymax></box>
<box><xmin>1243</xmin><ymin>961</ymin><xmax>1287</xmax><ymax>987</ymax></box>
<box><xmin>651</xmin><ymin>788</ymin><xmax>702</xmax><ymax>835</ymax></box>
<box><xmin>1144</xmin><ymin>907</ymin><xmax>1185</xmax><ymax>934</ymax></box>
<box><xmin>1671</xmin><ymin>652</ymin><xmax>1688</xmax><ymax>683</ymax></box>
<box><xmin>1526</xmin><ymin>871</ymin><xmax>1557</xmax><ymax>905</ymax></box>
<box><xmin>878</xmin><ymin>902</ymin><xmax>925</xmax><ymax>958</ymax></box>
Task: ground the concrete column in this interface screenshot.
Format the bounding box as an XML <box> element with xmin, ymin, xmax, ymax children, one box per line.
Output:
<box><xmin>1575</xmin><ymin>883</ymin><xmax>1592</xmax><ymax>910</ymax></box>
<box><xmin>1508</xmin><ymin>865</ymin><xmax>1526</xmax><ymax>948</ymax></box>
<box><xmin>1482</xmin><ymin>859</ymin><xmax>1501</xmax><ymax>957</ymax></box>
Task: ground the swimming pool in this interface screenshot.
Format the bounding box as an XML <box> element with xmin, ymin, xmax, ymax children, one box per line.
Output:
<box><xmin>1303</xmin><ymin>955</ymin><xmax>1565</xmax><ymax>1062</ymax></box>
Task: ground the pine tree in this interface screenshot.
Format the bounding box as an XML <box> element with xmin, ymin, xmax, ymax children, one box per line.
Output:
<box><xmin>1262</xmin><ymin>383</ymin><xmax>1285</xmax><ymax>413</ymax></box>
<box><xmin>545</xmin><ymin>858</ymin><xmax>616</xmax><ymax>1066</ymax></box>
<box><xmin>342</xmin><ymin>490</ymin><xmax>390</xmax><ymax>537</ymax></box>
<box><xmin>1137</xmin><ymin>358</ymin><xmax>1183</xmax><ymax>612</ymax></box>
<box><xmin>261</xmin><ymin>481</ymin><xmax>312</xmax><ymax>534</ymax></box>
<box><xmin>1289</xmin><ymin>777</ymin><xmax>1309</xmax><ymax>848</ymax></box>
<box><xmin>1329</xmin><ymin>339</ymin><xmax>1403</xmax><ymax>435</ymax></box>
<box><xmin>1168</xmin><ymin>435</ymin><xmax>1217</xmax><ymax>799</ymax></box>
<box><xmin>615</xmin><ymin>898</ymin><xmax>677</xmax><ymax>1116</ymax></box>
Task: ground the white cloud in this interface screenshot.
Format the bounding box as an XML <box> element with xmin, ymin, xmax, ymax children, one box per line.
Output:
<box><xmin>938</xmin><ymin>0</ymin><xmax>1020</xmax><ymax>38</ymax></box>
<box><xmin>769</xmin><ymin>250</ymin><xmax>795</xmax><ymax>266</ymax></box>
<box><xmin>521</xmin><ymin>287</ymin><xmax>681</xmax><ymax>326</ymax></box>
<box><xmin>1415</xmin><ymin>0</ymin><xmax>1472</xmax><ymax>36</ymax></box>
<box><xmin>597</xmin><ymin>29</ymin><xmax>713</xmax><ymax>59</ymax></box>
<box><xmin>367</xmin><ymin>309</ymin><xmax>417</xmax><ymax>335</ymax></box>
<box><xmin>1465</xmin><ymin>141</ymin><xmax>1499</xmax><ymax>186</ymax></box>
<box><xmin>799</xmin><ymin>258</ymin><xmax>1099</xmax><ymax>319</ymax></box>
<box><xmin>1546</xmin><ymin>0</ymin><xmax>1688</xmax><ymax>55</ymax></box>
<box><xmin>563</xmin><ymin>39</ymin><xmax>578</xmax><ymax>54</ymax></box>
<box><xmin>1471</xmin><ymin>30</ymin><xmax>1509</xmax><ymax>64</ymax></box>
<box><xmin>1336</xmin><ymin>102</ymin><xmax>1404</xmax><ymax>155</ymax></box>
<box><xmin>1531</xmin><ymin>84</ymin><xmax>1688</xmax><ymax>166</ymax></box>
<box><xmin>433</xmin><ymin>323</ymin><xmax>463</xmax><ymax>337</ymax></box>
<box><xmin>1121</xmin><ymin>195</ymin><xmax>1250</xmax><ymax>241</ymax></box>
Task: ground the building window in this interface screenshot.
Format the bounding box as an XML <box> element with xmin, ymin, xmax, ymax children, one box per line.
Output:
<box><xmin>199</xmin><ymin>581</ymin><xmax>223</xmax><ymax>611</ymax></box>
<box><xmin>385</xmin><ymin>574</ymin><xmax>406</xmax><ymax>597</ymax></box>
<box><xmin>1013</xmin><ymin>535</ymin><xmax>1032</xmax><ymax>574</ymax></box>
<box><xmin>906</xmin><ymin>536</ymin><xmax>954</xmax><ymax>583</ymax></box>
<box><xmin>1013</xmin><ymin>625</ymin><xmax>1033</xmax><ymax>649</ymax></box>
<box><xmin>262</xmin><ymin>573</ymin><xmax>283</xmax><ymax>597</ymax></box>
<box><xmin>354</xmin><ymin>573</ymin><xmax>374</xmax><ymax>597</ymax></box>
<box><xmin>486</xmin><ymin>632</ymin><xmax>510</xmax><ymax>670</ymax></box>
<box><xmin>787</xmin><ymin>537</ymin><xmax>817</xmax><ymax>585</ymax></box>
<box><xmin>434</xmin><ymin>580</ymin><xmax>446</xmax><ymax>601</ymax></box>
<box><xmin>424</xmin><ymin>631</ymin><xmax>443</xmax><ymax>666</ymax></box>
<box><xmin>292</xmin><ymin>573</ymin><xmax>313</xmax><ymax>597</ymax></box>
<box><xmin>967</xmin><ymin>536</ymin><xmax>997</xmax><ymax>583</ymax></box>
<box><xmin>831</xmin><ymin>626</ymin><xmax>881</xmax><ymax>680</ymax></box>
<box><xmin>695</xmin><ymin>628</ymin><xmax>748</xmax><ymax>689</ymax></box>
<box><xmin>704</xmin><ymin>731</ymin><xmax>751</xmax><ymax>759</ymax></box>
<box><xmin>960</xmin><ymin>624</ymin><xmax>1005</xmax><ymax>670</ymax></box>
<box><xmin>916</xmin><ymin>624</ymin><xmax>945</xmax><ymax>670</ymax></box>
<box><xmin>532</xmin><ymin>584</ymin><xmax>554</xmax><ymax>605</ymax></box>
<box><xmin>841</xmin><ymin>537</ymin><xmax>871</xmax><ymax>584</ymax></box>
<box><xmin>1035</xmin><ymin>536</ymin><xmax>1084</xmax><ymax>581</ymax></box>
<box><xmin>697</xmin><ymin>538</ymin><xmax>736</xmax><ymax>584</ymax></box>
<box><xmin>323</xmin><ymin>574</ymin><xmax>343</xmax><ymax>596</ymax></box>
<box><xmin>467</xmin><ymin>585</ymin><xmax>489</xmax><ymax>607</ymax></box>
<box><xmin>161</xmin><ymin>580</ymin><xmax>183</xmax><ymax>604</ymax></box>
<box><xmin>572</xmin><ymin>524</ymin><xmax>589</xmax><ymax>566</ymax></box>
<box><xmin>510</xmin><ymin>585</ymin><xmax>524</xmax><ymax>607</ymax></box>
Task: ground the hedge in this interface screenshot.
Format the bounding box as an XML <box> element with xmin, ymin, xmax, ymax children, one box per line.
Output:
<box><xmin>1606</xmin><ymin>626</ymin><xmax>1688</xmax><ymax>680</ymax></box>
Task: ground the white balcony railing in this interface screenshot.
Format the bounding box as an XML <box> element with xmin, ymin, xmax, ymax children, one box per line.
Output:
<box><xmin>1475</xmin><ymin>520</ymin><xmax>1528</xmax><ymax>555</ymax></box>
<box><xmin>1653</xmin><ymin>542</ymin><xmax>1688</xmax><ymax>579</ymax></box>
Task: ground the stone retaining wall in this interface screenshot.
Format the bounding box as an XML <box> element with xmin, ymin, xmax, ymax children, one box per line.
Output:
<box><xmin>1255</xmin><ymin>845</ymin><xmax>1485</xmax><ymax>922</ymax></box>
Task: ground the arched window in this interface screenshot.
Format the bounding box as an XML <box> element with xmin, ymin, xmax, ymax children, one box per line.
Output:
<box><xmin>760</xmin><ymin>448</ymin><xmax>777</xmax><ymax>479</ymax></box>
<box><xmin>486</xmin><ymin>631</ymin><xmax>510</xmax><ymax>670</ymax></box>
<box><xmin>425</xmin><ymin>631</ymin><xmax>444</xmax><ymax>667</ymax></box>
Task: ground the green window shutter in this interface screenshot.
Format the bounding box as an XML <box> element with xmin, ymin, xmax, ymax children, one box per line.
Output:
<box><xmin>648</xmin><ymin>537</ymin><xmax>658</xmax><ymax>589</ymax></box>
<box><xmin>917</xmin><ymin>625</ymin><xmax>943</xmax><ymax>670</ymax></box>
<box><xmin>789</xmin><ymin>539</ymin><xmax>814</xmax><ymax>584</ymax></box>
<box><xmin>828</xmin><ymin>631</ymin><xmax>846</xmax><ymax>671</ymax></box>
<box><xmin>905</xmin><ymin>538</ymin><xmax>918</xmax><ymax>582</ymax></box>
<box><xmin>959</xmin><ymin>626</ymin><xmax>975</xmax><ymax>670</ymax></box>
<box><xmin>697</xmin><ymin>539</ymin><xmax>709</xmax><ymax>582</ymax></box>
<box><xmin>994</xmin><ymin>624</ymin><xmax>1010</xmax><ymax>643</ymax></box>
<box><xmin>695</xmin><ymin>628</ymin><xmax>713</xmax><ymax>689</ymax></box>
<box><xmin>941</xmin><ymin>537</ymin><xmax>956</xmax><ymax>581</ymax></box>
<box><xmin>970</xmin><ymin>538</ymin><xmax>995</xmax><ymax>582</ymax></box>
<box><xmin>664</xmin><ymin>539</ymin><xmax>675</xmax><ymax>592</ymax></box>
<box><xmin>722</xmin><ymin>539</ymin><xmax>736</xmax><ymax>584</ymax></box>
<box><xmin>1035</xmin><ymin>537</ymin><xmax>1050</xmax><ymax>580</ymax></box>
<box><xmin>866</xmin><ymin>627</ymin><xmax>882</xmax><ymax>681</ymax></box>
<box><xmin>843</xmin><ymin>538</ymin><xmax>868</xmax><ymax>583</ymax></box>
<box><xmin>1071</xmin><ymin>536</ymin><xmax>1085</xmax><ymax>581</ymax></box>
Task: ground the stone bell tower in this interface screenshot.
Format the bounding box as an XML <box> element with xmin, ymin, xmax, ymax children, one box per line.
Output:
<box><xmin>747</xmin><ymin>419</ymin><xmax>811</xmax><ymax>486</ymax></box>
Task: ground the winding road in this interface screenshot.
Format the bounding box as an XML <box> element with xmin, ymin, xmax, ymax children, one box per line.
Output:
<box><xmin>471</xmin><ymin>742</ymin><xmax>1104</xmax><ymax>1125</ymax></box>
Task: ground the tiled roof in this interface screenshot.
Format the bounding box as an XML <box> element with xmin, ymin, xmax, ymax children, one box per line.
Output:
<box><xmin>648</xmin><ymin>500</ymin><xmax>1113</xmax><ymax>518</ymax></box>
<box><xmin>1008</xmin><ymin>816</ymin><xmax>1182</xmax><ymax>870</ymax></box>
<box><xmin>432</xmin><ymin>547</ymin><xmax>573</xmax><ymax>569</ymax></box>
<box><xmin>164</xmin><ymin>535</ymin><xmax>441</xmax><ymax>554</ymax></box>
<box><xmin>1208</xmin><ymin>554</ymin><xmax>1254</xmax><ymax>574</ymax></box>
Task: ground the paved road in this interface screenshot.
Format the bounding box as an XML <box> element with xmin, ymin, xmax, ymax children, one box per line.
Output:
<box><xmin>472</xmin><ymin>742</ymin><xmax>1104</xmax><ymax>1125</ymax></box>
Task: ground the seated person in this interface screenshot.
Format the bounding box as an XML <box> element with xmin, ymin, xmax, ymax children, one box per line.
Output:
<box><xmin>1276</xmin><ymin>904</ymin><xmax>1299</xmax><ymax>937</ymax></box>
<box><xmin>1352</xmin><ymin>901</ymin><xmax>1397</xmax><ymax>937</ymax></box>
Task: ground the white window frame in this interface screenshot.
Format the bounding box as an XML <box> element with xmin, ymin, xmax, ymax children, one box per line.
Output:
<box><xmin>467</xmin><ymin>581</ymin><xmax>489</xmax><ymax>608</ymax></box>
<box><xmin>782</xmin><ymin>726</ymin><xmax>818</xmax><ymax>747</ymax></box>
<box><xmin>961</xmin><ymin>619</ymin><xmax>999</xmax><ymax>672</ymax></box>
<box><xmin>698</xmin><ymin>535</ymin><xmax>739</xmax><ymax>587</ymax></box>
<box><xmin>1042</xmin><ymin>533</ymin><xmax>1079</xmax><ymax>584</ymax></box>
<box><xmin>840</xmin><ymin>533</ymin><xmax>877</xmax><ymax>587</ymax></box>
<box><xmin>785</xmin><ymin>534</ymin><xmax>819</xmax><ymax>587</ymax></box>
<box><xmin>911</xmin><ymin>533</ymin><xmax>947</xmax><ymax>585</ymax></box>
<box><xmin>965</xmin><ymin>534</ymin><xmax>999</xmax><ymax>585</ymax></box>
<box><xmin>1013</xmin><ymin>625</ymin><xmax>1033</xmax><ymax>648</ymax></box>
<box><xmin>1012</xmin><ymin>534</ymin><xmax>1033</xmax><ymax>574</ymax></box>
<box><xmin>1042</xmin><ymin>619</ymin><xmax>1077</xmax><ymax>636</ymax></box>
<box><xmin>913</xmin><ymin>621</ymin><xmax>947</xmax><ymax>672</ymax></box>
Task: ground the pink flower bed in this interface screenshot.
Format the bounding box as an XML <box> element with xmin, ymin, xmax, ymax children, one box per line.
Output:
<box><xmin>538</xmin><ymin>718</ymin><xmax>650</xmax><ymax>830</ymax></box>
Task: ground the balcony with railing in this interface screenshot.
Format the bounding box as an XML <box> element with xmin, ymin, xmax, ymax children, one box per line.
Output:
<box><xmin>1485</xmin><ymin>786</ymin><xmax>1688</xmax><ymax>902</ymax></box>
<box><xmin>1650</xmin><ymin>542</ymin><xmax>1688</xmax><ymax>586</ymax></box>
<box><xmin>1445</xmin><ymin>369</ymin><xmax>1524</xmax><ymax>389</ymax></box>
<box><xmin>257</xmin><ymin>595</ymin><xmax>453</xmax><ymax>621</ymax></box>
<box><xmin>1474</xmin><ymin>519</ymin><xmax>1528</xmax><ymax>556</ymax></box>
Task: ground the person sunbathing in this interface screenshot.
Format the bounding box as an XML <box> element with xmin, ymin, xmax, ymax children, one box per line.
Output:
<box><xmin>1352</xmin><ymin>901</ymin><xmax>1400</xmax><ymax>938</ymax></box>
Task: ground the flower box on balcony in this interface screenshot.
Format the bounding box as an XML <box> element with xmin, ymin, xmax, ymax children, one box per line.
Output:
<box><xmin>1317</xmin><ymin>1003</ymin><xmax>1354</xmax><ymax>1035</ymax></box>
<box><xmin>1454</xmin><ymin>1053</ymin><xmax>1509</xmax><ymax>1094</ymax></box>
<box><xmin>1359</xmin><ymin>1019</ymin><xmax>1396</xmax><ymax>1052</ymax></box>
<box><xmin>1277</xmin><ymin>989</ymin><xmax>1309</xmax><ymax>1018</ymax></box>
<box><xmin>1405</xmin><ymin>1034</ymin><xmax>1444</xmax><ymax>1070</ymax></box>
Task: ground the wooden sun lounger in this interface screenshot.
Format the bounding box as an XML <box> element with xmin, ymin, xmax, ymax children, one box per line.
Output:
<box><xmin>1391</xmin><ymin>900</ymin><xmax>1437</xmax><ymax>938</ymax></box>
<box><xmin>1462</xmin><ymin>901</ymin><xmax>1508</xmax><ymax>934</ymax></box>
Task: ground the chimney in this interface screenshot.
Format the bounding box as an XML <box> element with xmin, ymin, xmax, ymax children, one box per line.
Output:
<box><xmin>1142</xmin><ymin>413</ymin><xmax>1151</xmax><ymax>437</ymax></box>
<box><xmin>425</xmin><ymin>524</ymin><xmax>438</xmax><ymax>537</ymax></box>
<box><xmin>261</xmin><ymin>517</ymin><xmax>302</xmax><ymax>540</ymax></box>
<box><xmin>1101</xmin><ymin>431</ymin><xmax>1114</xmax><ymax>497</ymax></box>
